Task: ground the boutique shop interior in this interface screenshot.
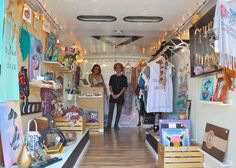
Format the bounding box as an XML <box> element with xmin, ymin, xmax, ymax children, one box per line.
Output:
<box><xmin>0</xmin><ymin>0</ymin><xmax>236</xmax><ymax>168</ymax></box>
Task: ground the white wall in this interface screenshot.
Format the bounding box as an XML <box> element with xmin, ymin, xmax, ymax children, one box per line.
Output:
<box><xmin>171</xmin><ymin>51</ymin><xmax>236</xmax><ymax>168</ymax></box>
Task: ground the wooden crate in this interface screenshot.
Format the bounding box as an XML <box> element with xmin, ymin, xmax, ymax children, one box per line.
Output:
<box><xmin>54</xmin><ymin>117</ymin><xmax>86</xmax><ymax>132</ymax></box>
<box><xmin>86</xmin><ymin>122</ymin><xmax>99</xmax><ymax>134</ymax></box>
<box><xmin>158</xmin><ymin>143</ymin><xmax>203</xmax><ymax>168</ymax></box>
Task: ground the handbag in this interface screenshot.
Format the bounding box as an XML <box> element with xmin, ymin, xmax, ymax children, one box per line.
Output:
<box><xmin>27</xmin><ymin>119</ymin><xmax>41</xmax><ymax>157</ymax></box>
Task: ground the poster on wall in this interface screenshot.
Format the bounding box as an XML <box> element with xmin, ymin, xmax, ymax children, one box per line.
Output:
<box><xmin>202</xmin><ymin>123</ymin><xmax>229</xmax><ymax>162</ymax></box>
<box><xmin>42</xmin><ymin>19</ymin><xmax>51</xmax><ymax>33</ymax></box>
<box><xmin>22</xmin><ymin>4</ymin><xmax>32</xmax><ymax>23</ymax></box>
<box><xmin>0</xmin><ymin>102</ymin><xmax>24</xmax><ymax>168</ymax></box>
<box><xmin>200</xmin><ymin>78</ymin><xmax>214</xmax><ymax>101</ymax></box>
<box><xmin>29</xmin><ymin>35</ymin><xmax>43</xmax><ymax>81</ymax></box>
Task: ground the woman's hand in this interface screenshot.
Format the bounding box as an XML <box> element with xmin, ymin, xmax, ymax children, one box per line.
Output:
<box><xmin>112</xmin><ymin>93</ymin><xmax>121</xmax><ymax>99</ymax></box>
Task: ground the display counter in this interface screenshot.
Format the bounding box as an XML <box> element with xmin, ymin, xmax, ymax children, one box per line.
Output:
<box><xmin>10</xmin><ymin>130</ymin><xmax>89</xmax><ymax>168</ymax></box>
<box><xmin>77</xmin><ymin>87</ymin><xmax>105</xmax><ymax>132</ymax></box>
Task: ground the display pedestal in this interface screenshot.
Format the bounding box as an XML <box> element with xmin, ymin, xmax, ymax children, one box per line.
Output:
<box><xmin>145</xmin><ymin>132</ymin><xmax>159</xmax><ymax>160</ymax></box>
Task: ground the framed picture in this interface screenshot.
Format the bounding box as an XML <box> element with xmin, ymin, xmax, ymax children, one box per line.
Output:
<box><xmin>200</xmin><ymin>78</ymin><xmax>214</xmax><ymax>101</ymax></box>
<box><xmin>29</xmin><ymin>35</ymin><xmax>43</xmax><ymax>81</ymax></box>
<box><xmin>189</xmin><ymin>6</ymin><xmax>222</xmax><ymax>77</ymax></box>
<box><xmin>159</xmin><ymin>120</ymin><xmax>191</xmax><ymax>140</ymax></box>
<box><xmin>202</xmin><ymin>123</ymin><xmax>229</xmax><ymax>162</ymax></box>
<box><xmin>213</xmin><ymin>77</ymin><xmax>228</xmax><ymax>102</ymax></box>
<box><xmin>33</xmin><ymin>14</ymin><xmax>39</xmax><ymax>30</ymax></box>
<box><xmin>22</xmin><ymin>4</ymin><xmax>32</xmax><ymax>23</ymax></box>
<box><xmin>161</xmin><ymin>128</ymin><xmax>191</xmax><ymax>147</ymax></box>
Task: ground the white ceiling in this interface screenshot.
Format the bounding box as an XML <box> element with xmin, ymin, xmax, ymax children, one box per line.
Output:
<box><xmin>42</xmin><ymin>0</ymin><xmax>205</xmax><ymax>57</ymax></box>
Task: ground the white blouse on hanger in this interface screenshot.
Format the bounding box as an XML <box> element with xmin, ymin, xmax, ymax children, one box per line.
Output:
<box><xmin>146</xmin><ymin>62</ymin><xmax>173</xmax><ymax>113</ymax></box>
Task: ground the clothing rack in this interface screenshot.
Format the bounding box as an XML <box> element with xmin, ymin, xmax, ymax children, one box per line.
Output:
<box><xmin>149</xmin><ymin>45</ymin><xmax>169</xmax><ymax>62</ymax></box>
<box><xmin>149</xmin><ymin>0</ymin><xmax>211</xmax><ymax>62</ymax></box>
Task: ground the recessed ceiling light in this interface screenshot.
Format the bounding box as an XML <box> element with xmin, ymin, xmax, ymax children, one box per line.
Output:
<box><xmin>77</xmin><ymin>15</ymin><xmax>117</xmax><ymax>22</ymax></box>
<box><xmin>123</xmin><ymin>16</ymin><xmax>163</xmax><ymax>23</ymax></box>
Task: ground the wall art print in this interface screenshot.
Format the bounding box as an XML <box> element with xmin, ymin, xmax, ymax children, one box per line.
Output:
<box><xmin>22</xmin><ymin>4</ymin><xmax>32</xmax><ymax>24</ymax></box>
<box><xmin>202</xmin><ymin>123</ymin><xmax>229</xmax><ymax>162</ymax></box>
<box><xmin>200</xmin><ymin>78</ymin><xmax>214</xmax><ymax>101</ymax></box>
<box><xmin>0</xmin><ymin>102</ymin><xmax>24</xmax><ymax>168</ymax></box>
<box><xmin>213</xmin><ymin>77</ymin><xmax>228</xmax><ymax>102</ymax></box>
<box><xmin>159</xmin><ymin>119</ymin><xmax>191</xmax><ymax>142</ymax></box>
<box><xmin>29</xmin><ymin>35</ymin><xmax>42</xmax><ymax>81</ymax></box>
<box><xmin>161</xmin><ymin>128</ymin><xmax>190</xmax><ymax>147</ymax></box>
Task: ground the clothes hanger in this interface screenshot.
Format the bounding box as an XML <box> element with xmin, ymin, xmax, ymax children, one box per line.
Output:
<box><xmin>155</xmin><ymin>53</ymin><xmax>175</xmax><ymax>68</ymax></box>
<box><xmin>169</xmin><ymin>38</ymin><xmax>189</xmax><ymax>51</ymax></box>
<box><xmin>125</xmin><ymin>63</ymin><xmax>131</xmax><ymax>67</ymax></box>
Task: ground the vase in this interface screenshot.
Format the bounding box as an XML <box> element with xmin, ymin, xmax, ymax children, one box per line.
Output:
<box><xmin>17</xmin><ymin>145</ymin><xmax>32</xmax><ymax>168</ymax></box>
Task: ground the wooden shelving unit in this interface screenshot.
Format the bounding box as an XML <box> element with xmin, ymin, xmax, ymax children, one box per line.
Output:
<box><xmin>43</xmin><ymin>61</ymin><xmax>73</xmax><ymax>73</ymax></box>
<box><xmin>29</xmin><ymin>82</ymin><xmax>54</xmax><ymax>89</ymax></box>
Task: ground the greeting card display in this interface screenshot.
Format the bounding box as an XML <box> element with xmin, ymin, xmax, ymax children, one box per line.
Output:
<box><xmin>161</xmin><ymin>128</ymin><xmax>190</xmax><ymax>147</ymax></box>
<box><xmin>200</xmin><ymin>78</ymin><xmax>214</xmax><ymax>101</ymax></box>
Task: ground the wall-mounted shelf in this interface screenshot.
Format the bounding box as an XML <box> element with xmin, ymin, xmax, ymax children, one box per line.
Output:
<box><xmin>199</xmin><ymin>100</ymin><xmax>232</xmax><ymax>106</ymax></box>
<box><xmin>198</xmin><ymin>148</ymin><xmax>232</xmax><ymax>167</ymax></box>
<box><xmin>43</xmin><ymin>61</ymin><xmax>73</xmax><ymax>73</ymax></box>
<box><xmin>29</xmin><ymin>82</ymin><xmax>54</xmax><ymax>89</ymax></box>
<box><xmin>77</xmin><ymin>95</ymin><xmax>103</xmax><ymax>99</ymax></box>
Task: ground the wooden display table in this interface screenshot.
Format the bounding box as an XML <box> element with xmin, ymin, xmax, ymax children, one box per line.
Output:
<box><xmin>77</xmin><ymin>87</ymin><xmax>105</xmax><ymax>133</ymax></box>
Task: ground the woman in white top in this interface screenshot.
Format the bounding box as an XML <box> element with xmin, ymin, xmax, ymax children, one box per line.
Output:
<box><xmin>89</xmin><ymin>64</ymin><xmax>106</xmax><ymax>87</ymax></box>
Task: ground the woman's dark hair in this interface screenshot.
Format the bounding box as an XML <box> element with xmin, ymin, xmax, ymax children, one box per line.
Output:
<box><xmin>113</xmin><ymin>63</ymin><xmax>124</xmax><ymax>71</ymax></box>
<box><xmin>91</xmin><ymin>64</ymin><xmax>101</xmax><ymax>74</ymax></box>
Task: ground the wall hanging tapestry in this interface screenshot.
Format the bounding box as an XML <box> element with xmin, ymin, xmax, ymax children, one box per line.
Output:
<box><xmin>214</xmin><ymin>0</ymin><xmax>236</xmax><ymax>70</ymax></box>
<box><xmin>0</xmin><ymin>16</ymin><xmax>19</xmax><ymax>102</ymax></box>
<box><xmin>202</xmin><ymin>123</ymin><xmax>229</xmax><ymax>162</ymax></box>
<box><xmin>19</xmin><ymin>26</ymin><xmax>31</xmax><ymax>61</ymax></box>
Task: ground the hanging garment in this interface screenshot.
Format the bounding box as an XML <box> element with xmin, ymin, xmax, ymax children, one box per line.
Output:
<box><xmin>214</xmin><ymin>0</ymin><xmax>236</xmax><ymax>70</ymax></box>
<box><xmin>74</xmin><ymin>65</ymin><xmax>81</xmax><ymax>89</ymax></box>
<box><xmin>120</xmin><ymin>66</ymin><xmax>137</xmax><ymax>127</ymax></box>
<box><xmin>122</xmin><ymin>66</ymin><xmax>133</xmax><ymax>115</ymax></box>
<box><xmin>40</xmin><ymin>88</ymin><xmax>53</xmax><ymax>116</ymax></box>
<box><xmin>0</xmin><ymin>102</ymin><xmax>24</xmax><ymax>168</ymax></box>
<box><xmin>0</xmin><ymin>16</ymin><xmax>19</xmax><ymax>102</ymax></box>
<box><xmin>146</xmin><ymin>62</ymin><xmax>173</xmax><ymax>113</ymax></box>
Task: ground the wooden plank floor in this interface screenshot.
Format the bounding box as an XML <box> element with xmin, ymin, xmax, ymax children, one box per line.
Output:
<box><xmin>79</xmin><ymin>128</ymin><xmax>158</xmax><ymax>168</ymax></box>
